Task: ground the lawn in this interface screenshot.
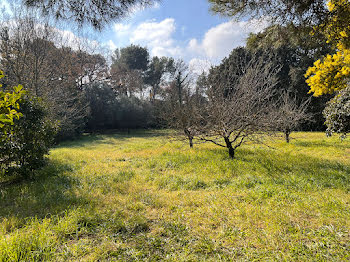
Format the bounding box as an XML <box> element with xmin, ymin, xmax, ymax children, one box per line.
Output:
<box><xmin>0</xmin><ymin>131</ymin><xmax>349</xmax><ymax>261</ymax></box>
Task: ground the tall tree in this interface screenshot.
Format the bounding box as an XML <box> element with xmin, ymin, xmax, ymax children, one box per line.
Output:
<box><xmin>112</xmin><ymin>45</ymin><xmax>149</xmax><ymax>71</ymax></box>
<box><xmin>246</xmin><ymin>25</ymin><xmax>332</xmax><ymax>130</ymax></box>
<box><xmin>111</xmin><ymin>45</ymin><xmax>149</xmax><ymax>97</ymax></box>
<box><xmin>20</xmin><ymin>0</ymin><xmax>159</xmax><ymax>30</ymax></box>
<box><xmin>208</xmin><ymin>0</ymin><xmax>328</xmax><ymax>25</ymax></box>
<box><xmin>0</xmin><ymin>15</ymin><xmax>99</xmax><ymax>140</ymax></box>
<box><xmin>208</xmin><ymin>0</ymin><xmax>350</xmax><ymax>101</ymax></box>
<box><xmin>145</xmin><ymin>56</ymin><xmax>175</xmax><ymax>102</ymax></box>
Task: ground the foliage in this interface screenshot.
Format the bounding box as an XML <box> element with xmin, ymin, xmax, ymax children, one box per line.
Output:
<box><xmin>208</xmin><ymin>0</ymin><xmax>349</xmax><ymax>101</ymax></box>
<box><xmin>323</xmin><ymin>0</ymin><xmax>350</xmax><ymax>49</ymax></box>
<box><xmin>112</xmin><ymin>45</ymin><xmax>150</xmax><ymax>72</ymax></box>
<box><xmin>305</xmin><ymin>0</ymin><xmax>350</xmax><ymax>96</ymax></box>
<box><xmin>0</xmin><ymin>72</ymin><xmax>25</xmax><ymax>130</ymax></box>
<box><xmin>111</xmin><ymin>45</ymin><xmax>150</xmax><ymax>97</ymax></box>
<box><xmin>247</xmin><ymin>26</ymin><xmax>332</xmax><ymax>130</ymax></box>
<box><xmin>323</xmin><ymin>85</ymin><xmax>350</xmax><ymax>137</ymax></box>
<box><xmin>208</xmin><ymin>0</ymin><xmax>328</xmax><ymax>25</ymax></box>
<box><xmin>145</xmin><ymin>56</ymin><xmax>175</xmax><ymax>101</ymax></box>
<box><xmin>86</xmin><ymin>83</ymin><xmax>157</xmax><ymax>130</ymax></box>
<box><xmin>0</xmin><ymin>92</ymin><xmax>57</xmax><ymax>177</ymax></box>
<box><xmin>115</xmin><ymin>96</ymin><xmax>156</xmax><ymax>129</ymax></box>
<box><xmin>246</xmin><ymin>24</ymin><xmax>332</xmax><ymax>60</ymax></box>
<box><xmin>306</xmin><ymin>45</ymin><xmax>350</xmax><ymax>96</ymax></box>
<box><xmin>22</xmin><ymin>0</ymin><xmax>159</xmax><ymax>30</ymax></box>
<box><xmin>85</xmin><ymin>83</ymin><xmax>119</xmax><ymax>131</ymax></box>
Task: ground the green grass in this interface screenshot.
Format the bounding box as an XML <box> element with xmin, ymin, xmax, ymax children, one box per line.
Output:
<box><xmin>0</xmin><ymin>131</ymin><xmax>349</xmax><ymax>261</ymax></box>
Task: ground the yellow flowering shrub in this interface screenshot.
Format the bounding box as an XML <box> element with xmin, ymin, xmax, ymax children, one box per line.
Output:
<box><xmin>306</xmin><ymin>0</ymin><xmax>350</xmax><ymax>96</ymax></box>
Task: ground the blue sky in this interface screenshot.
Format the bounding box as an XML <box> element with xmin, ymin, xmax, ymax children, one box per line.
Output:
<box><xmin>98</xmin><ymin>0</ymin><xmax>269</xmax><ymax>72</ymax></box>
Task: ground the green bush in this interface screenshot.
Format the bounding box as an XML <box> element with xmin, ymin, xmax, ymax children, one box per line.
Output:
<box><xmin>323</xmin><ymin>85</ymin><xmax>350</xmax><ymax>138</ymax></box>
<box><xmin>86</xmin><ymin>84</ymin><xmax>157</xmax><ymax>131</ymax></box>
<box><xmin>0</xmin><ymin>92</ymin><xmax>57</xmax><ymax>177</ymax></box>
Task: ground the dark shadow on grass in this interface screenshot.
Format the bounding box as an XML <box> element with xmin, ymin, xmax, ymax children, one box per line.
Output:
<box><xmin>0</xmin><ymin>159</ymin><xmax>88</xmax><ymax>220</ymax></box>
<box><xmin>237</xmin><ymin>148</ymin><xmax>350</xmax><ymax>191</ymax></box>
<box><xmin>294</xmin><ymin>140</ymin><xmax>350</xmax><ymax>150</ymax></box>
<box><xmin>203</xmin><ymin>146</ymin><xmax>350</xmax><ymax>191</ymax></box>
<box><xmin>56</xmin><ymin>129</ymin><xmax>170</xmax><ymax>149</ymax></box>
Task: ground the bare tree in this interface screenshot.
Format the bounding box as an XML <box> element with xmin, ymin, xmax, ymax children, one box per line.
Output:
<box><xmin>162</xmin><ymin>60</ymin><xmax>203</xmax><ymax>148</ymax></box>
<box><xmin>0</xmin><ymin>12</ymin><xmax>107</xmax><ymax>139</ymax></box>
<box><xmin>0</xmin><ymin>13</ymin><xmax>55</xmax><ymax>96</ymax></box>
<box><xmin>276</xmin><ymin>92</ymin><xmax>312</xmax><ymax>143</ymax></box>
<box><xmin>199</xmin><ymin>54</ymin><xmax>280</xmax><ymax>159</ymax></box>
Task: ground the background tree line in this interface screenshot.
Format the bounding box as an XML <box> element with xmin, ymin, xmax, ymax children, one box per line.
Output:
<box><xmin>1</xmin><ymin>0</ymin><xmax>348</xmax><ymax>176</ymax></box>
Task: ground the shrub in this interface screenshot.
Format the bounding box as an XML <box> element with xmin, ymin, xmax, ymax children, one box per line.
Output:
<box><xmin>86</xmin><ymin>83</ymin><xmax>157</xmax><ymax>131</ymax></box>
<box><xmin>323</xmin><ymin>85</ymin><xmax>350</xmax><ymax>138</ymax></box>
<box><xmin>0</xmin><ymin>92</ymin><xmax>57</xmax><ymax>177</ymax></box>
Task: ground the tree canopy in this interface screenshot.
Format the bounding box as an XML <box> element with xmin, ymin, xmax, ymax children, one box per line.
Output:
<box><xmin>208</xmin><ymin>0</ymin><xmax>328</xmax><ymax>25</ymax></box>
<box><xmin>112</xmin><ymin>45</ymin><xmax>150</xmax><ymax>72</ymax></box>
<box><xmin>210</xmin><ymin>0</ymin><xmax>350</xmax><ymax>100</ymax></box>
<box><xmin>21</xmin><ymin>0</ymin><xmax>159</xmax><ymax>29</ymax></box>
<box><xmin>305</xmin><ymin>0</ymin><xmax>350</xmax><ymax>96</ymax></box>
<box><xmin>323</xmin><ymin>85</ymin><xmax>350</xmax><ymax>137</ymax></box>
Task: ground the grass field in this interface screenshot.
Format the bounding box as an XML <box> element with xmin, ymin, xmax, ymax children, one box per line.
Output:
<box><xmin>0</xmin><ymin>131</ymin><xmax>349</xmax><ymax>261</ymax></box>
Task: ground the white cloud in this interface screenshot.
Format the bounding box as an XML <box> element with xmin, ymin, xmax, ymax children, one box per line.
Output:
<box><xmin>131</xmin><ymin>18</ymin><xmax>175</xmax><ymax>43</ymax></box>
<box><xmin>188</xmin><ymin>19</ymin><xmax>269</xmax><ymax>62</ymax></box>
<box><xmin>112</xmin><ymin>18</ymin><xmax>182</xmax><ymax>57</ymax></box>
<box><xmin>108</xmin><ymin>17</ymin><xmax>269</xmax><ymax>74</ymax></box>
<box><xmin>114</xmin><ymin>23</ymin><xmax>131</xmax><ymax>34</ymax></box>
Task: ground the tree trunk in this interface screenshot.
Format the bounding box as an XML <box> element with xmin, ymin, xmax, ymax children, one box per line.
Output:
<box><xmin>285</xmin><ymin>130</ymin><xmax>291</xmax><ymax>143</ymax></box>
<box><xmin>189</xmin><ymin>137</ymin><xmax>193</xmax><ymax>148</ymax></box>
<box><xmin>184</xmin><ymin>128</ymin><xmax>193</xmax><ymax>148</ymax></box>
<box><xmin>224</xmin><ymin>137</ymin><xmax>235</xmax><ymax>159</ymax></box>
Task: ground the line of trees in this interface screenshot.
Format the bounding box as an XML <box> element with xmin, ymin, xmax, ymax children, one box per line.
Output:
<box><xmin>208</xmin><ymin>0</ymin><xmax>350</xmax><ymax>137</ymax></box>
<box><xmin>0</xmin><ymin>9</ymin><xmax>195</xmax><ymax>176</ymax></box>
<box><xmin>163</xmin><ymin>48</ymin><xmax>313</xmax><ymax>158</ymax></box>
<box><xmin>0</xmin><ymin>13</ymin><xmax>334</xmax><ymax>173</ymax></box>
<box><xmin>1</xmin><ymin>0</ymin><xmax>348</xmax><ymax>176</ymax></box>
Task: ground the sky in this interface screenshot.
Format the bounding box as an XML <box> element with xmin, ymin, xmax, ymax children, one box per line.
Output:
<box><xmin>0</xmin><ymin>0</ymin><xmax>269</xmax><ymax>73</ymax></box>
<box><xmin>99</xmin><ymin>0</ymin><xmax>269</xmax><ymax>73</ymax></box>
